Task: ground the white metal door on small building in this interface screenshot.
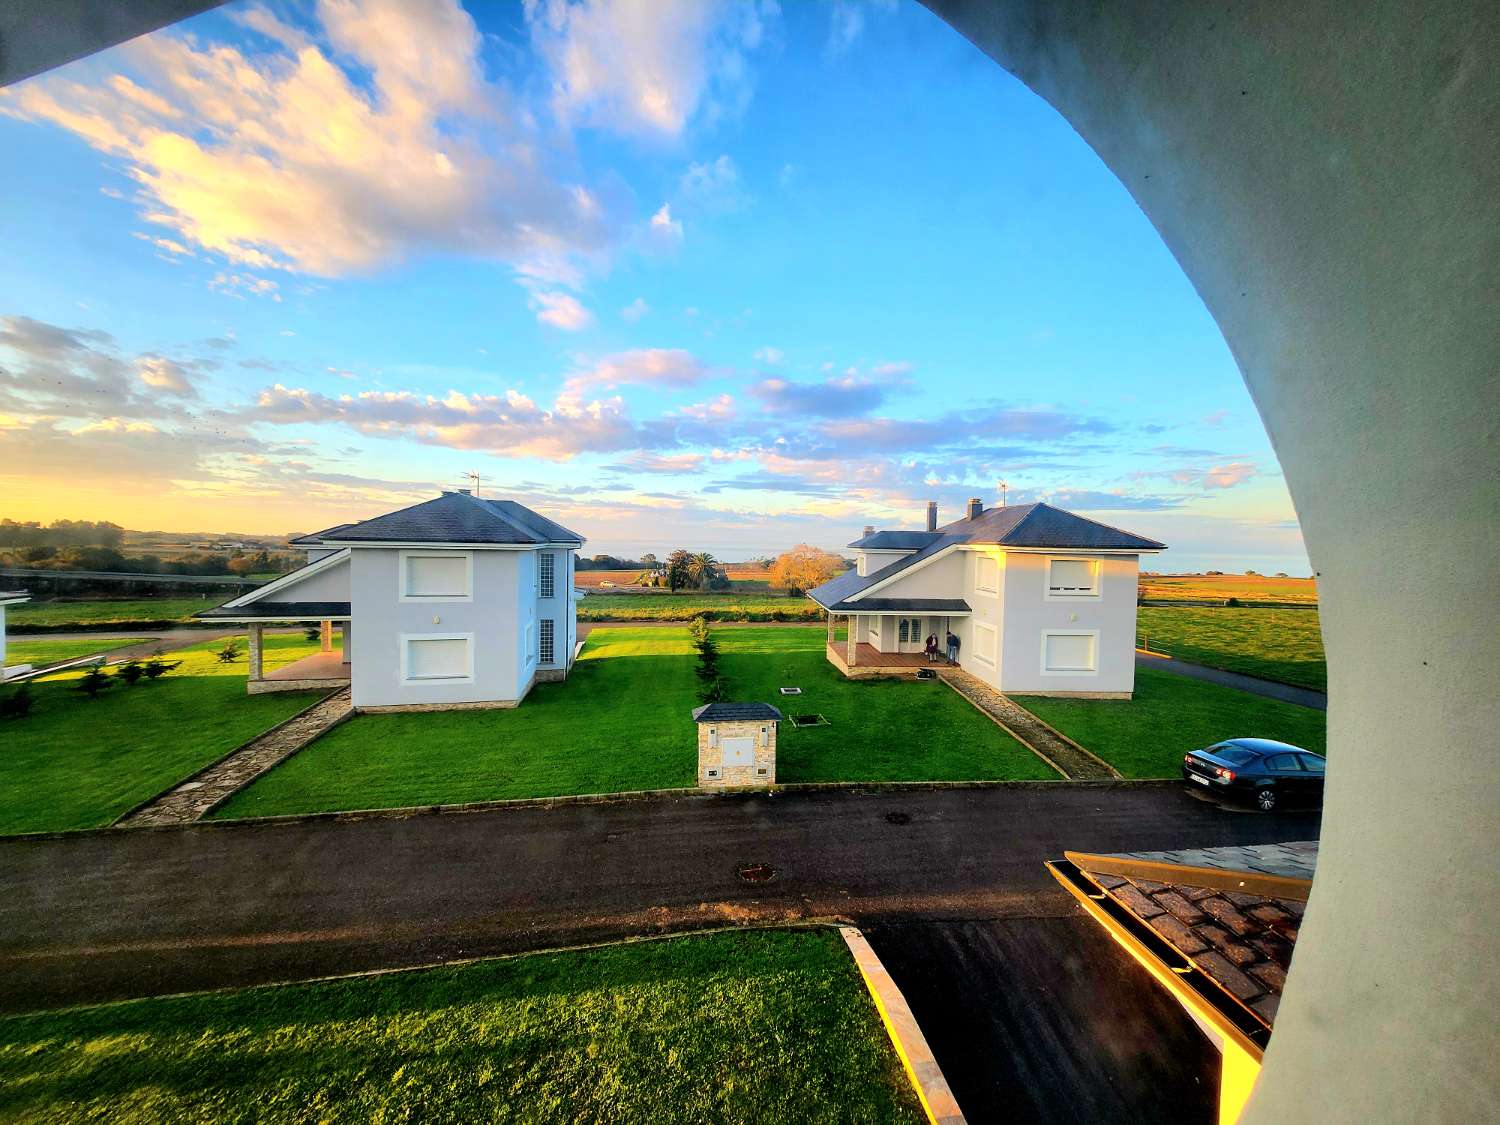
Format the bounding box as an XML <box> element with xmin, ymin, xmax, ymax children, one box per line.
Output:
<box><xmin>721</xmin><ymin>736</ymin><xmax>754</xmax><ymax>768</ymax></box>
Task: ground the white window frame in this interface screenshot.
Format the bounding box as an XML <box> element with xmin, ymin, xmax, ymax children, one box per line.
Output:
<box><xmin>973</xmin><ymin>621</ymin><xmax>998</xmax><ymax>667</ymax></box>
<box><xmin>1041</xmin><ymin>629</ymin><xmax>1100</xmax><ymax>675</ymax></box>
<box><xmin>1045</xmin><ymin>556</ymin><xmax>1101</xmax><ymax>600</ymax></box>
<box><xmin>974</xmin><ymin>553</ymin><xmax>1000</xmax><ymax>598</ymax></box>
<box><xmin>539</xmin><ymin>618</ymin><xmax>555</xmax><ymax>664</ymax></box>
<box><xmin>539</xmin><ymin>551</ymin><xmax>555</xmax><ymax>599</ymax></box>
<box><xmin>398</xmin><ymin>550</ymin><xmax>473</xmax><ymax>603</ymax></box>
<box><xmin>399</xmin><ymin>633</ymin><xmax>475</xmax><ymax>684</ymax></box>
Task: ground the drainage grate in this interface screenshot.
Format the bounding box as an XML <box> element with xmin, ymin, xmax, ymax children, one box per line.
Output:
<box><xmin>789</xmin><ymin>714</ymin><xmax>827</xmax><ymax>728</ymax></box>
<box><xmin>736</xmin><ymin>862</ymin><xmax>777</xmax><ymax>883</ymax></box>
<box><xmin>884</xmin><ymin>811</ymin><xmax>911</xmax><ymax>826</ymax></box>
<box><xmin>778</xmin><ymin>686</ymin><xmax>802</xmax><ymax>695</ymax></box>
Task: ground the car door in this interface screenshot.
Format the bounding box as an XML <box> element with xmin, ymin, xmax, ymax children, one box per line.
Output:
<box><xmin>1265</xmin><ymin>753</ymin><xmax>1305</xmax><ymax>802</ymax></box>
<box><xmin>1296</xmin><ymin>753</ymin><xmax>1327</xmax><ymax>803</ymax></box>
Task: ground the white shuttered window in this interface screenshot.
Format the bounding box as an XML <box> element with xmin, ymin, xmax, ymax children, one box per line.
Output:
<box><xmin>404</xmin><ymin>637</ymin><xmax>470</xmax><ymax>680</ymax></box>
<box><xmin>1043</xmin><ymin>632</ymin><xmax>1097</xmax><ymax>672</ymax></box>
<box><xmin>1047</xmin><ymin>558</ymin><xmax>1097</xmax><ymax>596</ymax></box>
<box><xmin>403</xmin><ymin>553</ymin><xmax>470</xmax><ymax>599</ymax></box>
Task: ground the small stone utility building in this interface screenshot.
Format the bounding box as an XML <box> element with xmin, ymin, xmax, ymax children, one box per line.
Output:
<box><xmin>693</xmin><ymin>702</ymin><xmax>782</xmax><ymax>787</ymax></box>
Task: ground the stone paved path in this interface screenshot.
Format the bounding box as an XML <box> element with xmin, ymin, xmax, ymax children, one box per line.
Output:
<box><xmin>937</xmin><ymin>668</ymin><xmax>1118</xmax><ymax>780</ymax></box>
<box><xmin>116</xmin><ymin>688</ymin><xmax>352</xmax><ymax>827</ymax></box>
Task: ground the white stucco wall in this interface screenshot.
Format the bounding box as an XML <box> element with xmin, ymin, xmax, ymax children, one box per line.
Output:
<box><xmin>267</xmin><ymin>555</ymin><xmax>350</xmax><ymax>603</ymax></box>
<box><xmin>995</xmin><ymin>553</ymin><xmax>1139</xmax><ymax>695</ymax></box>
<box><xmin>857</xmin><ymin>548</ymin><xmax>916</xmax><ymax>577</ymax></box>
<box><xmin>348</xmin><ymin>547</ymin><xmax>528</xmax><ymax>707</ymax></box>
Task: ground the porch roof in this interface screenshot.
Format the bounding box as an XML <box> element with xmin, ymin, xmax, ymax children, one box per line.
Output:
<box><xmin>829</xmin><ymin>597</ymin><xmax>970</xmax><ymax>614</ymax></box>
<box><xmin>196</xmin><ymin>601</ymin><xmax>351</xmax><ymax>621</ymax></box>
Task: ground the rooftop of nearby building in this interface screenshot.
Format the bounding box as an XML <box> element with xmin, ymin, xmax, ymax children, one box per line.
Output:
<box><xmin>292</xmin><ymin>490</ymin><xmax>584</xmax><ymax>547</ymax></box>
<box><xmin>812</xmin><ymin>500</ymin><xmax>1165</xmax><ymax>610</ymax></box>
<box><xmin>691</xmin><ymin>702</ymin><xmax>785</xmax><ymax>723</ymax></box>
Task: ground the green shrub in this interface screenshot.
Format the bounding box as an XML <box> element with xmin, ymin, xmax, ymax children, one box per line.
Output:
<box><xmin>143</xmin><ymin>651</ymin><xmax>183</xmax><ymax>680</ymax></box>
<box><xmin>0</xmin><ymin>684</ymin><xmax>34</xmax><ymax>720</ymax></box>
<box><xmin>74</xmin><ymin>661</ymin><xmax>113</xmax><ymax>697</ymax></box>
<box><xmin>215</xmin><ymin>640</ymin><xmax>242</xmax><ymax>664</ymax></box>
<box><xmin>116</xmin><ymin>659</ymin><xmax>146</xmax><ymax>686</ymax></box>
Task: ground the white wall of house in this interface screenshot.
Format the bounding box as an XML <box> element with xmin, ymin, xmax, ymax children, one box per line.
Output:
<box><xmin>996</xmin><ymin>553</ymin><xmax>1140</xmax><ymax>695</ymax></box>
<box><xmin>348</xmin><ymin>547</ymin><xmax>530</xmax><ymax>708</ymax></box>
<box><xmin>962</xmin><ymin>548</ymin><xmax>1005</xmax><ymax>686</ymax></box>
<box><xmin>305</xmin><ymin>547</ymin><xmax>343</xmax><ymax>562</ymax></box>
<box><xmin>856</xmin><ymin>548</ymin><xmax>917</xmax><ymax>577</ymax></box>
<box><xmin>274</xmin><ymin>555</ymin><xmax>350</xmax><ymax>602</ymax></box>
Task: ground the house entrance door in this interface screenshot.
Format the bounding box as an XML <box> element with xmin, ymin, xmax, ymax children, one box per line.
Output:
<box><xmin>897</xmin><ymin>617</ymin><xmax>927</xmax><ymax>653</ymax></box>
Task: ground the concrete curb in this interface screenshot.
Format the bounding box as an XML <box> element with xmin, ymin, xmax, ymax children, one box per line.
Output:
<box><xmin>0</xmin><ymin>778</ymin><xmax>1182</xmax><ymax>842</ymax></box>
<box><xmin>840</xmin><ymin>926</ymin><xmax>966</xmax><ymax>1125</ymax></box>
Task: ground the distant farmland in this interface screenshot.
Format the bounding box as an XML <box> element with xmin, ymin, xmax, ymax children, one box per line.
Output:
<box><xmin>1139</xmin><ymin>573</ymin><xmax>1318</xmax><ymax>605</ymax></box>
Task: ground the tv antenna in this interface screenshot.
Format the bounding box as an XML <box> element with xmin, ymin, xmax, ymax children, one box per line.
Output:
<box><xmin>462</xmin><ymin>470</ymin><xmax>482</xmax><ymax>496</ymax></box>
<box><xmin>998</xmin><ymin>479</ymin><xmax>1009</xmax><ymax>507</ymax></box>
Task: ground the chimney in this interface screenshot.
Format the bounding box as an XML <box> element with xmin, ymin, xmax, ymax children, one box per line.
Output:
<box><xmin>925</xmin><ymin>501</ymin><xmax>938</xmax><ymax>532</ymax></box>
<box><xmin>966</xmin><ymin>497</ymin><xmax>983</xmax><ymax>521</ymax></box>
<box><xmin>862</xmin><ymin>524</ymin><xmax>875</xmax><ymax>538</ymax></box>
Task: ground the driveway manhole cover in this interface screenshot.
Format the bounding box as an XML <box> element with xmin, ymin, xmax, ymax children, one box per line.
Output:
<box><xmin>736</xmin><ymin>862</ymin><xmax>777</xmax><ymax>883</ymax></box>
<box><xmin>789</xmin><ymin>713</ymin><xmax>827</xmax><ymax>728</ymax></box>
<box><xmin>884</xmin><ymin>811</ymin><xmax>911</xmax><ymax>825</ymax></box>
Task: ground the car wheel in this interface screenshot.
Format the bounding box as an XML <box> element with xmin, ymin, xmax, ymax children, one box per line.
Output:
<box><xmin>1256</xmin><ymin>788</ymin><xmax>1277</xmax><ymax>812</ymax></box>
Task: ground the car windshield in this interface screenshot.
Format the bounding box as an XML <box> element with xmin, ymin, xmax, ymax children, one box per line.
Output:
<box><xmin>1210</xmin><ymin>747</ymin><xmax>1257</xmax><ymax>766</ymax></box>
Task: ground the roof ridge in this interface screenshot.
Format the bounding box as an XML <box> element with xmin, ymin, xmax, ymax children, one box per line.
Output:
<box><xmin>464</xmin><ymin>493</ymin><xmax>539</xmax><ymax>539</ymax></box>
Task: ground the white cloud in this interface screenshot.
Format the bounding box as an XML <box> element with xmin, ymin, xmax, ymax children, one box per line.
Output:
<box><xmin>532</xmin><ymin>291</ymin><xmax>594</xmax><ymax>331</ymax></box>
<box><xmin>827</xmin><ymin>0</ymin><xmax>897</xmax><ymax>56</ymax></box>
<box><xmin>649</xmin><ymin>203</ymin><xmax>684</xmax><ymax>245</ymax></box>
<box><xmin>136</xmin><ymin>354</ymin><xmax>197</xmax><ymax>396</ymax></box>
<box><xmin>562</xmin><ymin>348</ymin><xmax>707</xmax><ymax>396</ymax></box>
<box><xmin>209</xmin><ymin>272</ymin><xmax>281</xmax><ymax>301</ymax></box>
<box><xmin>621</xmin><ymin>297</ymin><xmax>650</xmax><ymax>322</ymax></box>
<box><xmin>524</xmin><ymin>0</ymin><xmax>777</xmax><ymax>137</ymax></box>
<box><xmin>1</xmin><ymin>0</ymin><xmax>617</xmax><ymax>278</ymax></box>
<box><xmin>679</xmin><ymin>154</ymin><xmax>748</xmax><ymax>210</ymax></box>
<box><xmin>754</xmin><ymin>346</ymin><xmax>784</xmax><ymax>365</ymax></box>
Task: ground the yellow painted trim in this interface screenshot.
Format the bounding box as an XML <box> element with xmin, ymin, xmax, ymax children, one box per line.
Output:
<box><xmin>1046</xmin><ymin>862</ymin><xmax>1265</xmax><ymax>1062</ymax></box>
<box><xmin>1064</xmin><ymin>850</ymin><xmax>1313</xmax><ymax>901</ymax></box>
<box><xmin>1219</xmin><ymin>1038</ymin><xmax>1262</xmax><ymax>1124</ymax></box>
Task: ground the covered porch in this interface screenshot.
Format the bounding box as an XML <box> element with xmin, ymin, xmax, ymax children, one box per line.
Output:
<box><xmin>822</xmin><ymin>598</ymin><xmax>971</xmax><ymax>679</ymax></box>
<box><xmin>196</xmin><ymin>600</ymin><xmax>352</xmax><ymax>695</ymax></box>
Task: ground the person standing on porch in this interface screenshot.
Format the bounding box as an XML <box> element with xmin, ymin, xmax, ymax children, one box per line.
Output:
<box><xmin>945</xmin><ymin>630</ymin><xmax>960</xmax><ymax>665</ymax></box>
<box><xmin>924</xmin><ymin>634</ymin><xmax>939</xmax><ymax>663</ymax></box>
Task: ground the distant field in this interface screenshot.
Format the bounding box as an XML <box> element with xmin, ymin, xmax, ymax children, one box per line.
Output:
<box><xmin>579</xmin><ymin>591</ymin><xmax>819</xmax><ymax>621</ymax></box>
<box><xmin>1138</xmin><ymin>606</ymin><xmax>1327</xmax><ymax>691</ymax></box>
<box><xmin>4</xmin><ymin>636</ymin><xmax>150</xmax><ymax>667</ymax></box>
<box><xmin>1139</xmin><ymin>574</ymin><xmax>1318</xmax><ymax>605</ymax></box>
<box><xmin>574</xmin><ymin>565</ymin><xmax>783</xmax><ymax>595</ymax></box>
<box><xmin>7</xmin><ymin>598</ymin><xmax>214</xmax><ymax>630</ymax></box>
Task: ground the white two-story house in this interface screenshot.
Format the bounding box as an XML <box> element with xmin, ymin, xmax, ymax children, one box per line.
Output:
<box><xmin>808</xmin><ymin>498</ymin><xmax>1165</xmax><ymax>697</ymax></box>
<box><xmin>200</xmin><ymin>490</ymin><xmax>584</xmax><ymax>710</ymax></box>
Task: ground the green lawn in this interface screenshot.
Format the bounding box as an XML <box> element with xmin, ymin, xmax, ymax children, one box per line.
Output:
<box><xmin>578</xmin><ymin>591</ymin><xmax>821</xmax><ymax>621</ymax></box>
<box><xmin>7</xmin><ymin>598</ymin><xmax>216</xmax><ymax>629</ymax></box>
<box><xmin>214</xmin><ymin>626</ymin><xmax>1050</xmax><ymax>819</ymax></box>
<box><xmin>1137</xmin><ymin>606</ymin><xmax>1327</xmax><ymax>691</ymax></box>
<box><xmin>1018</xmin><ymin>667</ymin><xmax>1326</xmax><ymax>778</ymax></box>
<box><xmin>0</xmin><ymin>634</ymin><xmax>326</xmax><ymax>834</ymax></box>
<box><xmin>4</xmin><ymin>636</ymin><xmax>150</xmax><ymax>668</ymax></box>
<box><xmin>0</xmin><ymin>928</ymin><xmax>922</xmax><ymax>1125</ymax></box>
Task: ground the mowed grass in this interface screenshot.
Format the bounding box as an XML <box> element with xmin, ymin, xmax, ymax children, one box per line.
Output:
<box><xmin>215</xmin><ymin>625</ymin><xmax>1051</xmax><ymax>818</ymax></box>
<box><xmin>7</xmin><ymin>598</ymin><xmax>215</xmax><ymax>628</ymax></box>
<box><xmin>1018</xmin><ymin>667</ymin><xmax>1326</xmax><ymax>779</ymax></box>
<box><xmin>579</xmin><ymin>592</ymin><xmax>821</xmax><ymax>621</ymax></box>
<box><xmin>0</xmin><ymin>928</ymin><xmax>923</xmax><ymax>1125</ymax></box>
<box><xmin>4</xmin><ymin>636</ymin><xmax>149</xmax><ymax>668</ymax></box>
<box><xmin>1138</xmin><ymin>574</ymin><xmax>1318</xmax><ymax>604</ymax></box>
<box><xmin>0</xmin><ymin>634</ymin><xmax>325</xmax><ymax>834</ymax></box>
<box><xmin>715</xmin><ymin>627</ymin><xmax>1053</xmax><ymax>783</ymax></box>
<box><xmin>1137</xmin><ymin>606</ymin><xmax>1327</xmax><ymax>691</ymax></box>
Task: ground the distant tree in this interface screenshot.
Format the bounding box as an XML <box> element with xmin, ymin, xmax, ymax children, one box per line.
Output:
<box><xmin>687</xmin><ymin>552</ymin><xmax>718</xmax><ymax>590</ymax></box>
<box><xmin>640</xmin><ymin>552</ymin><xmax>658</xmax><ymax>569</ymax></box>
<box><xmin>227</xmin><ymin>549</ymin><xmax>273</xmax><ymax>576</ymax></box>
<box><xmin>768</xmin><ymin>545</ymin><xmax>846</xmax><ymax>597</ymax></box>
<box><xmin>665</xmin><ymin>549</ymin><xmax>694</xmax><ymax>592</ymax></box>
<box><xmin>1244</xmin><ymin>569</ymin><xmax>1259</xmax><ymax>576</ymax></box>
<box><xmin>1205</xmin><ymin>570</ymin><xmax>1225</xmax><ymax>576</ymax></box>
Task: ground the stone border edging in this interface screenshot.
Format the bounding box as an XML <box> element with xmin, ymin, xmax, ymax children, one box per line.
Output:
<box><xmin>841</xmin><ymin>926</ymin><xmax>966</xmax><ymax>1125</ymax></box>
<box><xmin>998</xmin><ymin>697</ymin><xmax>1123</xmax><ymax>779</ymax></box>
<box><xmin>107</xmin><ymin>687</ymin><xmax>344</xmax><ymax>827</ymax></box>
<box><xmin>0</xmin><ymin>778</ymin><xmax>1181</xmax><ymax>842</ymax></box>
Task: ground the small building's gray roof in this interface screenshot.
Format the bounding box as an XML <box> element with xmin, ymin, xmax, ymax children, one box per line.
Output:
<box><xmin>196</xmin><ymin>601</ymin><xmax>351</xmax><ymax>620</ymax></box>
<box><xmin>847</xmin><ymin>530</ymin><xmax>940</xmax><ymax>550</ymax></box>
<box><xmin>299</xmin><ymin>492</ymin><xmax>584</xmax><ymax>546</ymax></box>
<box><xmin>829</xmin><ymin>598</ymin><xmax>971</xmax><ymax>614</ymax></box>
<box><xmin>810</xmin><ymin>502</ymin><xmax>1165</xmax><ymax>610</ymax></box>
<box><xmin>691</xmin><ymin>702</ymin><xmax>784</xmax><ymax>723</ymax></box>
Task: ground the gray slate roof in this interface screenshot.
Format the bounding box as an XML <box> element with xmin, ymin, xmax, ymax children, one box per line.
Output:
<box><xmin>828</xmin><ymin>597</ymin><xmax>971</xmax><ymax>613</ymax></box>
<box><xmin>846</xmin><ymin>530</ymin><xmax>940</xmax><ymax>550</ymax></box>
<box><xmin>299</xmin><ymin>492</ymin><xmax>584</xmax><ymax>546</ymax></box>
<box><xmin>810</xmin><ymin>502</ymin><xmax>1165</xmax><ymax>610</ymax></box>
<box><xmin>196</xmin><ymin>601</ymin><xmax>351</xmax><ymax>620</ymax></box>
<box><xmin>691</xmin><ymin>702</ymin><xmax>784</xmax><ymax>723</ymax></box>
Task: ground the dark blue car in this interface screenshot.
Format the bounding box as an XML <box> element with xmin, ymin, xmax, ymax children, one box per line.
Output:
<box><xmin>1182</xmin><ymin>737</ymin><xmax>1326</xmax><ymax>811</ymax></box>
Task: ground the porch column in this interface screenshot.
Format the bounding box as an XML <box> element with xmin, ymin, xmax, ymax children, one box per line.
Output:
<box><xmin>340</xmin><ymin>622</ymin><xmax>352</xmax><ymax>665</ymax></box>
<box><xmin>846</xmin><ymin>614</ymin><xmax>857</xmax><ymax>666</ymax></box>
<box><xmin>826</xmin><ymin>610</ymin><xmax>835</xmax><ymax>650</ymax></box>
<box><xmin>319</xmin><ymin>619</ymin><xmax>334</xmax><ymax>654</ymax></box>
<box><xmin>247</xmin><ymin>622</ymin><xmax>264</xmax><ymax>683</ymax></box>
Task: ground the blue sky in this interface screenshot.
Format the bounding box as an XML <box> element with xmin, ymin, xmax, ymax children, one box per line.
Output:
<box><xmin>0</xmin><ymin>0</ymin><xmax>1309</xmax><ymax>573</ymax></box>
